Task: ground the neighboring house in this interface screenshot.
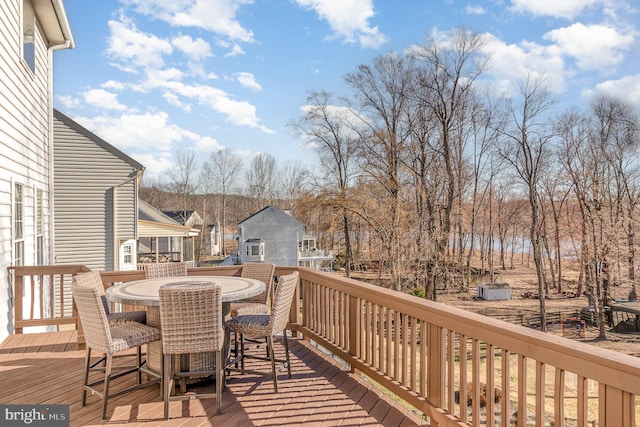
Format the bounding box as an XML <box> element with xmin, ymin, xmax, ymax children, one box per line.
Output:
<box><xmin>238</xmin><ymin>206</ymin><xmax>303</xmax><ymax>266</ymax></box>
<box><xmin>237</xmin><ymin>206</ymin><xmax>333</xmax><ymax>269</ymax></box>
<box><xmin>138</xmin><ymin>200</ymin><xmax>200</xmax><ymax>266</ymax></box>
<box><xmin>162</xmin><ymin>210</ymin><xmax>203</xmax><ymax>229</ymax></box>
<box><xmin>0</xmin><ymin>1</ymin><xmax>73</xmax><ymax>340</ymax></box>
<box><xmin>207</xmin><ymin>222</ymin><xmax>222</xmax><ymax>257</ymax></box>
<box><xmin>53</xmin><ymin>109</ymin><xmax>143</xmax><ymax>272</ymax></box>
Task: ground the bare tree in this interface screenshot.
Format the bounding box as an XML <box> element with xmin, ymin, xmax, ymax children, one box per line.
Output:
<box><xmin>345</xmin><ymin>52</ymin><xmax>415</xmax><ymax>291</ymax></box>
<box><xmin>278</xmin><ymin>160</ymin><xmax>308</xmax><ymax>212</ymax></box>
<box><xmin>409</xmin><ymin>27</ymin><xmax>489</xmax><ymax>299</ymax></box>
<box><xmin>289</xmin><ymin>91</ymin><xmax>360</xmax><ymax>276</ymax></box>
<box><xmin>496</xmin><ymin>75</ymin><xmax>556</xmax><ymax>332</ymax></box>
<box><xmin>200</xmin><ymin>148</ymin><xmax>243</xmax><ymax>256</ymax></box>
<box><xmin>167</xmin><ymin>150</ymin><xmax>199</xmax><ymax>222</ymax></box>
<box><xmin>245</xmin><ymin>153</ymin><xmax>277</xmax><ymax>212</ymax></box>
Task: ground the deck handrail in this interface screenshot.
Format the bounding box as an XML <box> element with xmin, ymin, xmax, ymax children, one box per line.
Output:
<box><xmin>7</xmin><ymin>264</ymin><xmax>89</xmax><ymax>333</ymax></box>
<box><xmin>7</xmin><ymin>264</ymin><xmax>640</xmax><ymax>426</ymax></box>
<box><xmin>285</xmin><ymin>267</ymin><xmax>640</xmax><ymax>427</ymax></box>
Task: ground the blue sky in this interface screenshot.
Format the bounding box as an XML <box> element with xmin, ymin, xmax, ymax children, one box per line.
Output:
<box><xmin>53</xmin><ymin>0</ymin><xmax>640</xmax><ymax>183</ymax></box>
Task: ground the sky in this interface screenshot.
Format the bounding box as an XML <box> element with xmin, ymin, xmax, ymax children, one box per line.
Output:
<box><xmin>53</xmin><ymin>0</ymin><xmax>640</xmax><ymax>184</ymax></box>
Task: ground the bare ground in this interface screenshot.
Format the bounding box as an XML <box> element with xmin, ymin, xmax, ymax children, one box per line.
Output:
<box><xmin>440</xmin><ymin>265</ymin><xmax>640</xmax><ymax>357</ymax></box>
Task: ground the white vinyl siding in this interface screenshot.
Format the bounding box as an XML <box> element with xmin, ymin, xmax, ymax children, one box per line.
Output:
<box><xmin>53</xmin><ymin>111</ymin><xmax>142</xmax><ymax>272</ymax></box>
<box><xmin>0</xmin><ymin>0</ymin><xmax>57</xmax><ymax>341</ymax></box>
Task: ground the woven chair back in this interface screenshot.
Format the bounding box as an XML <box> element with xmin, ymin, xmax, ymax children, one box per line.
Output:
<box><xmin>240</xmin><ymin>262</ymin><xmax>275</xmax><ymax>304</ymax></box>
<box><xmin>73</xmin><ymin>271</ymin><xmax>106</xmax><ymax>296</ymax></box>
<box><xmin>268</xmin><ymin>271</ymin><xmax>299</xmax><ymax>333</ymax></box>
<box><xmin>145</xmin><ymin>262</ymin><xmax>188</xmax><ymax>279</ymax></box>
<box><xmin>159</xmin><ymin>283</ymin><xmax>224</xmax><ymax>354</ymax></box>
<box><xmin>71</xmin><ymin>284</ymin><xmax>113</xmax><ymax>353</ymax></box>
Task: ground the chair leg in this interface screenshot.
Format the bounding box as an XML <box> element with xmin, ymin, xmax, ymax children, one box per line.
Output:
<box><xmin>137</xmin><ymin>346</ymin><xmax>143</xmax><ymax>384</ymax></box>
<box><xmin>82</xmin><ymin>348</ymin><xmax>91</xmax><ymax>406</ymax></box>
<box><xmin>163</xmin><ymin>354</ymin><xmax>172</xmax><ymax>420</ymax></box>
<box><xmin>215</xmin><ymin>350</ymin><xmax>222</xmax><ymax>415</ymax></box>
<box><xmin>282</xmin><ymin>331</ymin><xmax>292</xmax><ymax>378</ymax></box>
<box><xmin>240</xmin><ymin>334</ymin><xmax>245</xmax><ymax>371</ymax></box>
<box><xmin>267</xmin><ymin>335</ymin><xmax>278</xmax><ymax>392</ymax></box>
<box><xmin>102</xmin><ymin>354</ymin><xmax>113</xmax><ymax>419</ymax></box>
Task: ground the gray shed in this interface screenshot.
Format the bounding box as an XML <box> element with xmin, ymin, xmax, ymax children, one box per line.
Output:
<box><xmin>476</xmin><ymin>283</ymin><xmax>511</xmax><ymax>301</ymax></box>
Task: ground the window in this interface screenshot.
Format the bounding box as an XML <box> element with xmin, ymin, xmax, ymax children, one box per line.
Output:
<box><xmin>123</xmin><ymin>244</ymin><xmax>132</xmax><ymax>264</ymax></box>
<box><xmin>251</xmin><ymin>245</ymin><xmax>260</xmax><ymax>256</ymax></box>
<box><xmin>14</xmin><ymin>183</ymin><xmax>24</xmax><ymax>266</ymax></box>
<box><xmin>35</xmin><ymin>189</ymin><xmax>43</xmax><ymax>265</ymax></box>
<box><xmin>22</xmin><ymin>0</ymin><xmax>36</xmax><ymax>74</ymax></box>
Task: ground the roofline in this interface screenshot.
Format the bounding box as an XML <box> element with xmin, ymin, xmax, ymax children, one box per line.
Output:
<box><xmin>34</xmin><ymin>0</ymin><xmax>75</xmax><ymax>49</ymax></box>
<box><xmin>52</xmin><ymin>0</ymin><xmax>74</xmax><ymax>48</ymax></box>
<box><xmin>54</xmin><ymin>109</ymin><xmax>144</xmax><ymax>171</ymax></box>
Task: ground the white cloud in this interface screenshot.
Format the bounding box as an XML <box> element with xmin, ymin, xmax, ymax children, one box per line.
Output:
<box><xmin>134</xmin><ymin>153</ymin><xmax>175</xmax><ymax>182</ymax></box>
<box><xmin>584</xmin><ymin>74</ymin><xmax>640</xmax><ymax>111</ymax></box>
<box><xmin>56</xmin><ymin>95</ymin><xmax>80</xmax><ymax>109</ymax></box>
<box><xmin>172</xmin><ymin>34</ymin><xmax>212</xmax><ymax>61</ymax></box>
<box><xmin>224</xmin><ymin>44</ymin><xmax>246</xmax><ymax>57</ymax></box>
<box><xmin>544</xmin><ymin>23</ymin><xmax>634</xmax><ymax>73</ymax></box>
<box><xmin>163</xmin><ymin>92</ymin><xmax>192</xmax><ymax>112</ymax></box>
<box><xmin>106</xmin><ymin>18</ymin><xmax>173</xmax><ymax>72</ymax></box>
<box><xmin>142</xmin><ymin>79</ymin><xmax>273</xmax><ymax>133</ymax></box>
<box><xmin>75</xmin><ymin>111</ymin><xmax>188</xmax><ymax>152</ymax></box>
<box><xmin>83</xmin><ymin>89</ymin><xmax>127</xmax><ymax>111</ymax></box>
<box><xmin>482</xmin><ymin>34</ymin><xmax>567</xmax><ymax>95</ymax></box>
<box><xmin>102</xmin><ymin>80</ymin><xmax>125</xmax><ymax>90</ymax></box>
<box><xmin>509</xmin><ymin>0</ymin><xmax>600</xmax><ymax>19</ymax></box>
<box><xmin>295</xmin><ymin>0</ymin><xmax>388</xmax><ymax>48</ymax></box>
<box><xmin>464</xmin><ymin>5</ymin><xmax>486</xmax><ymax>15</ymax></box>
<box><xmin>235</xmin><ymin>72</ymin><xmax>262</xmax><ymax>91</ymax></box>
<box><xmin>122</xmin><ymin>0</ymin><xmax>255</xmax><ymax>43</ymax></box>
<box><xmin>194</xmin><ymin>135</ymin><xmax>224</xmax><ymax>151</ymax></box>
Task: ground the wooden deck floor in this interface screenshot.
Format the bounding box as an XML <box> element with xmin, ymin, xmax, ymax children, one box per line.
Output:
<box><xmin>0</xmin><ymin>331</ymin><xmax>427</xmax><ymax>426</ymax></box>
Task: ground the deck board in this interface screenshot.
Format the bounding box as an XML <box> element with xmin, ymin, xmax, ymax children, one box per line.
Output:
<box><xmin>0</xmin><ymin>332</ymin><xmax>428</xmax><ymax>426</ymax></box>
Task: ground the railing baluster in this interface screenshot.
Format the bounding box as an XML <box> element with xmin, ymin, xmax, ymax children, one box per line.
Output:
<box><xmin>577</xmin><ymin>375</ymin><xmax>587</xmax><ymax>427</ymax></box>
<box><xmin>536</xmin><ymin>360</ymin><xmax>545</xmax><ymax>426</ymax></box>
<box><xmin>518</xmin><ymin>354</ymin><xmax>527</xmax><ymax>427</ymax></box>
<box><xmin>502</xmin><ymin>349</ymin><xmax>511</xmax><ymax>426</ymax></box>
<box><xmin>471</xmin><ymin>339</ymin><xmax>480</xmax><ymax>427</ymax></box>
<box><xmin>486</xmin><ymin>343</ymin><xmax>495</xmax><ymax>427</ymax></box>
<box><xmin>447</xmin><ymin>329</ymin><xmax>455</xmax><ymax>414</ymax></box>
<box><xmin>554</xmin><ymin>367</ymin><xmax>565</xmax><ymax>427</ymax></box>
<box><xmin>460</xmin><ymin>334</ymin><xmax>468</xmax><ymax>424</ymax></box>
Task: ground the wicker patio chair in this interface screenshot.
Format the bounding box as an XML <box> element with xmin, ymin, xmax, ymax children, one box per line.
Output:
<box><xmin>225</xmin><ymin>271</ymin><xmax>299</xmax><ymax>392</ymax></box>
<box><xmin>159</xmin><ymin>282</ymin><xmax>225</xmax><ymax>419</ymax></box>
<box><xmin>229</xmin><ymin>262</ymin><xmax>275</xmax><ymax>317</ymax></box>
<box><xmin>144</xmin><ymin>261</ymin><xmax>189</xmax><ymax>279</ymax></box>
<box><xmin>73</xmin><ymin>270</ymin><xmax>146</xmax><ymax>325</ymax></box>
<box><xmin>71</xmin><ymin>284</ymin><xmax>162</xmax><ymax>419</ymax></box>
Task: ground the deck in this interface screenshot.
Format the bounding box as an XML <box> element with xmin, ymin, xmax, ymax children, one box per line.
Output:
<box><xmin>0</xmin><ymin>331</ymin><xmax>427</xmax><ymax>426</ymax></box>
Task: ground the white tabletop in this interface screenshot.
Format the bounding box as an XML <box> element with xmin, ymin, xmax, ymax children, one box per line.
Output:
<box><xmin>105</xmin><ymin>276</ymin><xmax>265</xmax><ymax>307</ymax></box>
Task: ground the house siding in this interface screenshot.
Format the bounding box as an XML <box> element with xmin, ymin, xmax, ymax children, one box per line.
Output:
<box><xmin>0</xmin><ymin>1</ymin><xmax>66</xmax><ymax>341</ymax></box>
<box><xmin>53</xmin><ymin>111</ymin><xmax>142</xmax><ymax>272</ymax></box>
<box><xmin>239</xmin><ymin>206</ymin><xmax>303</xmax><ymax>266</ymax></box>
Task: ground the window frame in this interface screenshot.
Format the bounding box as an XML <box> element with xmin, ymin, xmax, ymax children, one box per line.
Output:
<box><xmin>14</xmin><ymin>183</ymin><xmax>25</xmax><ymax>266</ymax></box>
<box><xmin>22</xmin><ymin>0</ymin><xmax>36</xmax><ymax>74</ymax></box>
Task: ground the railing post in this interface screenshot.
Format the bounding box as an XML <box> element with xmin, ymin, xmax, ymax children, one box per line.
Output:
<box><xmin>13</xmin><ymin>273</ymin><xmax>24</xmax><ymax>334</ymax></box>
<box><xmin>427</xmin><ymin>323</ymin><xmax>444</xmax><ymax>426</ymax></box>
<box><xmin>290</xmin><ymin>276</ymin><xmax>302</xmax><ymax>338</ymax></box>
<box><xmin>348</xmin><ymin>295</ymin><xmax>360</xmax><ymax>373</ymax></box>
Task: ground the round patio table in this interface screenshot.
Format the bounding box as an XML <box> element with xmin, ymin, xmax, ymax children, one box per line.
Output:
<box><xmin>106</xmin><ymin>276</ymin><xmax>265</xmax><ymax>374</ymax></box>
